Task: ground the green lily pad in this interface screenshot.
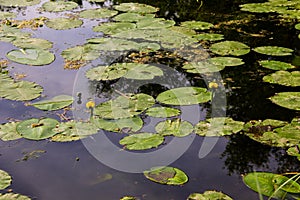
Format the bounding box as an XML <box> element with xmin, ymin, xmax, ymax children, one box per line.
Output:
<box><xmin>0</xmin><ymin>193</ymin><xmax>31</xmax><ymax>200</ymax></box>
<box><xmin>0</xmin><ymin>0</ymin><xmax>40</xmax><ymax>7</ymax></box>
<box><xmin>269</xmin><ymin>92</ymin><xmax>300</xmax><ymax>111</ymax></box>
<box><xmin>0</xmin><ymin>73</ymin><xmax>43</xmax><ymax>101</ymax></box>
<box><xmin>16</xmin><ymin>118</ymin><xmax>59</xmax><ymax>140</ymax></box>
<box><xmin>180</xmin><ymin>21</ymin><xmax>214</xmax><ymax>30</ymax></box>
<box><xmin>253</xmin><ymin>46</ymin><xmax>294</xmax><ymax>56</ymax></box>
<box><xmin>79</xmin><ymin>8</ymin><xmax>118</xmax><ymax>19</ymax></box>
<box><xmin>119</xmin><ymin>133</ymin><xmax>164</xmax><ymax>150</ymax></box>
<box><xmin>155</xmin><ymin>119</ymin><xmax>193</xmax><ymax>137</ymax></box>
<box><xmin>146</xmin><ymin>107</ymin><xmax>181</xmax><ymax>118</ymax></box>
<box><xmin>12</xmin><ymin>38</ymin><xmax>53</xmax><ymax>50</ymax></box>
<box><xmin>120</xmin><ymin>197</ymin><xmax>136</xmax><ymax>200</ymax></box>
<box><xmin>210</xmin><ymin>41</ymin><xmax>250</xmax><ymax>56</ymax></box>
<box><xmin>61</xmin><ymin>44</ymin><xmax>100</xmax><ymax>61</ymax></box>
<box><xmin>243</xmin><ymin>172</ymin><xmax>300</xmax><ymax>199</ymax></box>
<box><xmin>296</xmin><ymin>23</ymin><xmax>300</xmax><ymax>30</ymax></box>
<box><xmin>187</xmin><ymin>191</ymin><xmax>233</xmax><ymax>200</ymax></box>
<box><xmin>156</xmin><ymin>87</ymin><xmax>211</xmax><ymax>106</ymax></box>
<box><xmin>243</xmin><ymin>119</ymin><xmax>288</xmax><ymax>134</ymax></box>
<box><xmin>7</xmin><ymin>49</ymin><xmax>55</xmax><ymax>66</ymax></box>
<box><xmin>92</xmin><ymin>117</ymin><xmax>143</xmax><ymax>133</ymax></box>
<box><xmin>183</xmin><ymin>61</ymin><xmax>225</xmax><ymax>73</ymax></box>
<box><xmin>31</xmin><ymin>95</ymin><xmax>74</xmax><ymax>111</ymax></box>
<box><xmin>51</xmin><ymin>121</ymin><xmax>99</xmax><ymax>142</ymax></box>
<box><xmin>93</xmin><ymin>22</ymin><xmax>136</xmax><ymax>35</ymax></box>
<box><xmin>42</xmin><ymin>1</ymin><xmax>78</xmax><ymax>12</ymax></box>
<box><xmin>286</xmin><ymin>145</ymin><xmax>300</xmax><ymax>161</ymax></box>
<box><xmin>195</xmin><ymin>117</ymin><xmax>244</xmax><ymax>136</ymax></box>
<box><xmin>0</xmin><ymin>25</ymin><xmax>31</xmax><ymax>42</ymax></box>
<box><xmin>168</xmin><ymin>26</ymin><xmax>197</xmax><ymax>36</ymax></box>
<box><xmin>113</xmin><ymin>13</ymin><xmax>155</xmax><ymax>22</ymax></box>
<box><xmin>45</xmin><ymin>17</ymin><xmax>83</xmax><ymax>30</ymax></box>
<box><xmin>114</xmin><ymin>3</ymin><xmax>159</xmax><ymax>14</ymax></box>
<box><xmin>144</xmin><ymin>166</ymin><xmax>188</xmax><ymax>185</ymax></box>
<box><xmin>210</xmin><ymin>57</ymin><xmax>245</xmax><ymax>67</ymax></box>
<box><xmin>123</xmin><ymin>63</ymin><xmax>163</xmax><ymax>80</ymax></box>
<box><xmin>0</xmin><ymin>169</ymin><xmax>12</xmax><ymax>190</ymax></box>
<box><xmin>137</xmin><ymin>18</ymin><xmax>175</xmax><ymax>29</ymax></box>
<box><xmin>86</xmin><ymin>64</ymin><xmax>127</xmax><ymax>81</ymax></box>
<box><xmin>94</xmin><ymin>93</ymin><xmax>155</xmax><ymax>119</ymax></box>
<box><xmin>0</xmin><ymin>122</ymin><xmax>22</xmax><ymax>141</ymax></box>
<box><xmin>193</xmin><ymin>33</ymin><xmax>224</xmax><ymax>41</ymax></box>
<box><xmin>0</xmin><ymin>12</ymin><xmax>16</xmax><ymax>20</ymax></box>
<box><xmin>240</xmin><ymin>3</ymin><xmax>287</xmax><ymax>13</ymax></box>
<box><xmin>263</xmin><ymin>71</ymin><xmax>300</xmax><ymax>87</ymax></box>
<box><xmin>259</xmin><ymin>60</ymin><xmax>296</xmax><ymax>70</ymax></box>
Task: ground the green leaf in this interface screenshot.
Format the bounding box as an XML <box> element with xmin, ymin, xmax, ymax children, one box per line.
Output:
<box><xmin>195</xmin><ymin>117</ymin><xmax>244</xmax><ymax>136</ymax></box>
<box><xmin>16</xmin><ymin>118</ymin><xmax>59</xmax><ymax>140</ymax></box>
<box><xmin>0</xmin><ymin>73</ymin><xmax>43</xmax><ymax>101</ymax></box>
<box><xmin>12</xmin><ymin>38</ymin><xmax>53</xmax><ymax>50</ymax></box>
<box><xmin>0</xmin><ymin>169</ymin><xmax>12</xmax><ymax>190</ymax></box>
<box><xmin>155</xmin><ymin>119</ymin><xmax>193</xmax><ymax>137</ymax></box>
<box><xmin>0</xmin><ymin>12</ymin><xmax>16</xmax><ymax>20</ymax></box>
<box><xmin>113</xmin><ymin>13</ymin><xmax>155</xmax><ymax>22</ymax></box>
<box><xmin>156</xmin><ymin>87</ymin><xmax>211</xmax><ymax>106</ymax></box>
<box><xmin>259</xmin><ymin>60</ymin><xmax>295</xmax><ymax>70</ymax></box>
<box><xmin>79</xmin><ymin>8</ymin><xmax>118</xmax><ymax>19</ymax></box>
<box><xmin>296</xmin><ymin>23</ymin><xmax>300</xmax><ymax>30</ymax></box>
<box><xmin>240</xmin><ymin>3</ymin><xmax>287</xmax><ymax>13</ymax></box>
<box><xmin>7</xmin><ymin>49</ymin><xmax>55</xmax><ymax>66</ymax></box>
<box><xmin>187</xmin><ymin>191</ymin><xmax>233</xmax><ymax>200</ymax></box>
<box><xmin>146</xmin><ymin>107</ymin><xmax>180</xmax><ymax>118</ymax></box>
<box><xmin>42</xmin><ymin>1</ymin><xmax>78</xmax><ymax>12</ymax></box>
<box><xmin>93</xmin><ymin>22</ymin><xmax>136</xmax><ymax>35</ymax></box>
<box><xmin>31</xmin><ymin>95</ymin><xmax>74</xmax><ymax>111</ymax></box>
<box><xmin>269</xmin><ymin>92</ymin><xmax>300</xmax><ymax>111</ymax></box>
<box><xmin>263</xmin><ymin>71</ymin><xmax>300</xmax><ymax>87</ymax></box>
<box><xmin>286</xmin><ymin>145</ymin><xmax>300</xmax><ymax>161</ymax></box>
<box><xmin>136</xmin><ymin>18</ymin><xmax>175</xmax><ymax>29</ymax></box>
<box><xmin>94</xmin><ymin>93</ymin><xmax>155</xmax><ymax>119</ymax></box>
<box><xmin>144</xmin><ymin>166</ymin><xmax>188</xmax><ymax>185</ymax></box>
<box><xmin>0</xmin><ymin>193</ymin><xmax>31</xmax><ymax>200</ymax></box>
<box><xmin>210</xmin><ymin>57</ymin><xmax>245</xmax><ymax>67</ymax></box>
<box><xmin>119</xmin><ymin>132</ymin><xmax>164</xmax><ymax>150</ymax></box>
<box><xmin>45</xmin><ymin>18</ymin><xmax>83</xmax><ymax>30</ymax></box>
<box><xmin>114</xmin><ymin>3</ymin><xmax>159</xmax><ymax>14</ymax></box>
<box><xmin>0</xmin><ymin>0</ymin><xmax>40</xmax><ymax>7</ymax></box>
<box><xmin>120</xmin><ymin>197</ymin><xmax>137</xmax><ymax>200</ymax></box>
<box><xmin>210</xmin><ymin>41</ymin><xmax>250</xmax><ymax>56</ymax></box>
<box><xmin>182</xmin><ymin>61</ymin><xmax>225</xmax><ymax>73</ymax></box>
<box><xmin>61</xmin><ymin>45</ymin><xmax>100</xmax><ymax>61</ymax></box>
<box><xmin>92</xmin><ymin>117</ymin><xmax>143</xmax><ymax>133</ymax></box>
<box><xmin>0</xmin><ymin>25</ymin><xmax>31</xmax><ymax>42</ymax></box>
<box><xmin>253</xmin><ymin>46</ymin><xmax>294</xmax><ymax>56</ymax></box>
<box><xmin>0</xmin><ymin>122</ymin><xmax>22</xmax><ymax>141</ymax></box>
<box><xmin>180</xmin><ymin>21</ymin><xmax>214</xmax><ymax>30</ymax></box>
<box><xmin>123</xmin><ymin>63</ymin><xmax>163</xmax><ymax>80</ymax></box>
<box><xmin>243</xmin><ymin>172</ymin><xmax>300</xmax><ymax>198</ymax></box>
<box><xmin>193</xmin><ymin>33</ymin><xmax>224</xmax><ymax>41</ymax></box>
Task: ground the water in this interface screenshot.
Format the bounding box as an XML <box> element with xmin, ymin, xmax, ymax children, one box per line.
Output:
<box><xmin>0</xmin><ymin>0</ymin><xmax>299</xmax><ymax>199</ymax></box>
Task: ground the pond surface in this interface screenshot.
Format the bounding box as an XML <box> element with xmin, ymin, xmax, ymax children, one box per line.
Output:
<box><xmin>0</xmin><ymin>0</ymin><xmax>299</xmax><ymax>199</ymax></box>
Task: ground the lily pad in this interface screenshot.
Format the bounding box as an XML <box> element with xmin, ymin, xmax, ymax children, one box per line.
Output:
<box><xmin>61</xmin><ymin>45</ymin><xmax>100</xmax><ymax>61</ymax></box>
<box><xmin>92</xmin><ymin>117</ymin><xmax>143</xmax><ymax>133</ymax></box>
<box><xmin>119</xmin><ymin>133</ymin><xmax>164</xmax><ymax>150</ymax></box>
<box><xmin>0</xmin><ymin>169</ymin><xmax>12</xmax><ymax>190</ymax></box>
<box><xmin>16</xmin><ymin>118</ymin><xmax>59</xmax><ymax>140</ymax></box>
<box><xmin>0</xmin><ymin>25</ymin><xmax>31</xmax><ymax>42</ymax></box>
<box><xmin>137</xmin><ymin>18</ymin><xmax>175</xmax><ymax>29</ymax></box>
<box><xmin>259</xmin><ymin>60</ymin><xmax>295</xmax><ymax>70</ymax></box>
<box><xmin>12</xmin><ymin>38</ymin><xmax>53</xmax><ymax>50</ymax></box>
<box><xmin>144</xmin><ymin>166</ymin><xmax>188</xmax><ymax>185</ymax></box>
<box><xmin>243</xmin><ymin>119</ymin><xmax>288</xmax><ymax>134</ymax></box>
<box><xmin>182</xmin><ymin>61</ymin><xmax>225</xmax><ymax>73</ymax></box>
<box><xmin>155</xmin><ymin>119</ymin><xmax>193</xmax><ymax>137</ymax></box>
<box><xmin>114</xmin><ymin>3</ymin><xmax>159</xmax><ymax>14</ymax></box>
<box><xmin>193</xmin><ymin>33</ymin><xmax>224</xmax><ymax>41</ymax></box>
<box><xmin>0</xmin><ymin>12</ymin><xmax>16</xmax><ymax>20</ymax></box>
<box><xmin>31</xmin><ymin>95</ymin><xmax>74</xmax><ymax>111</ymax></box>
<box><xmin>240</xmin><ymin>3</ymin><xmax>287</xmax><ymax>13</ymax></box>
<box><xmin>120</xmin><ymin>197</ymin><xmax>136</xmax><ymax>200</ymax></box>
<box><xmin>296</xmin><ymin>23</ymin><xmax>300</xmax><ymax>30</ymax></box>
<box><xmin>156</xmin><ymin>87</ymin><xmax>212</xmax><ymax>106</ymax></box>
<box><xmin>180</xmin><ymin>21</ymin><xmax>214</xmax><ymax>30</ymax></box>
<box><xmin>210</xmin><ymin>57</ymin><xmax>245</xmax><ymax>67</ymax></box>
<box><xmin>146</xmin><ymin>107</ymin><xmax>181</xmax><ymax>118</ymax></box>
<box><xmin>187</xmin><ymin>191</ymin><xmax>233</xmax><ymax>200</ymax></box>
<box><xmin>0</xmin><ymin>122</ymin><xmax>22</xmax><ymax>141</ymax></box>
<box><xmin>0</xmin><ymin>0</ymin><xmax>40</xmax><ymax>7</ymax></box>
<box><xmin>0</xmin><ymin>193</ymin><xmax>31</xmax><ymax>200</ymax></box>
<box><xmin>93</xmin><ymin>22</ymin><xmax>136</xmax><ymax>35</ymax></box>
<box><xmin>243</xmin><ymin>172</ymin><xmax>300</xmax><ymax>198</ymax></box>
<box><xmin>86</xmin><ymin>64</ymin><xmax>127</xmax><ymax>81</ymax></box>
<box><xmin>0</xmin><ymin>73</ymin><xmax>43</xmax><ymax>101</ymax></box>
<box><xmin>94</xmin><ymin>93</ymin><xmax>155</xmax><ymax>119</ymax></box>
<box><xmin>123</xmin><ymin>63</ymin><xmax>163</xmax><ymax>80</ymax></box>
<box><xmin>210</xmin><ymin>41</ymin><xmax>250</xmax><ymax>56</ymax></box>
<box><xmin>195</xmin><ymin>117</ymin><xmax>244</xmax><ymax>136</ymax></box>
<box><xmin>42</xmin><ymin>1</ymin><xmax>78</xmax><ymax>12</ymax></box>
<box><xmin>7</xmin><ymin>49</ymin><xmax>55</xmax><ymax>66</ymax></box>
<box><xmin>253</xmin><ymin>46</ymin><xmax>294</xmax><ymax>56</ymax></box>
<box><xmin>263</xmin><ymin>71</ymin><xmax>300</xmax><ymax>87</ymax></box>
<box><xmin>286</xmin><ymin>145</ymin><xmax>300</xmax><ymax>161</ymax></box>
<box><xmin>113</xmin><ymin>13</ymin><xmax>155</xmax><ymax>22</ymax></box>
<box><xmin>79</xmin><ymin>8</ymin><xmax>118</xmax><ymax>19</ymax></box>
<box><xmin>269</xmin><ymin>92</ymin><xmax>300</xmax><ymax>111</ymax></box>
<box><xmin>45</xmin><ymin>17</ymin><xmax>83</xmax><ymax>30</ymax></box>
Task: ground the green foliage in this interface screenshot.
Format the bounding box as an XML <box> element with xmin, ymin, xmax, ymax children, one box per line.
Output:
<box><xmin>42</xmin><ymin>1</ymin><xmax>78</xmax><ymax>12</ymax></box>
<box><xmin>113</xmin><ymin>13</ymin><xmax>155</xmax><ymax>22</ymax></box>
<box><xmin>263</xmin><ymin>71</ymin><xmax>300</xmax><ymax>87</ymax></box>
<box><xmin>155</xmin><ymin>119</ymin><xmax>194</xmax><ymax>137</ymax></box>
<box><xmin>0</xmin><ymin>193</ymin><xmax>31</xmax><ymax>200</ymax></box>
<box><xmin>210</xmin><ymin>41</ymin><xmax>250</xmax><ymax>56</ymax></box>
<box><xmin>92</xmin><ymin>117</ymin><xmax>143</xmax><ymax>133</ymax></box>
<box><xmin>145</xmin><ymin>107</ymin><xmax>181</xmax><ymax>118</ymax></box>
<box><xmin>45</xmin><ymin>18</ymin><xmax>83</xmax><ymax>30</ymax></box>
<box><xmin>182</xmin><ymin>61</ymin><xmax>225</xmax><ymax>73</ymax></box>
<box><xmin>0</xmin><ymin>170</ymin><xmax>12</xmax><ymax>190</ymax></box>
<box><xmin>12</xmin><ymin>38</ymin><xmax>53</xmax><ymax>50</ymax></box>
<box><xmin>269</xmin><ymin>92</ymin><xmax>300</xmax><ymax>111</ymax></box>
<box><xmin>113</xmin><ymin>3</ymin><xmax>159</xmax><ymax>14</ymax></box>
<box><xmin>187</xmin><ymin>191</ymin><xmax>233</xmax><ymax>200</ymax></box>
<box><xmin>259</xmin><ymin>60</ymin><xmax>295</xmax><ymax>70</ymax></box>
<box><xmin>93</xmin><ymin>22</ymin><xmax>136</xmax><ymax>34</ymax></box>
<box><xmin>253</xmin><ymin>46</ymin><xmax>294</xmax><ymax>56</ymax></box>
<box><xmin>79</xmin><ymin>8</ymin><xmax>118</xmax><ymax>19</ymax></box>
<box><xmin>0</xmin><ymin>0</ymin><xmax>40</xmax><ymax>7</ymax></box>
<box><xmin>119</xmin><ymin>133</ymin><xmax>164</xmax><ymax>150</ymax></box>
<box><xmin>180</xmin><ymin>21</ymin><xmax>214</xmax><ymax>30</ymax></box>
<box><xmin>31</xmin><ymin>95</ymin><xmax>74</xmax><ymax>111</ymax></box>
<box><xmin>0</xmin><ymin>12</ymin><xmax>16</xmax><ymax>20</ymax></box>
<box><xmin>0</xmin><ymin>122</ymin><xmax>22</xmax><ymax>141</ymax></box>
<box><xmin>193</xmin><ymin>33</ymin><xmax>224</xmax><ymax>41</ymax></box>
<box><xmin>7</xmin><ymin>49</ymin><xmax>55</xmax><ymax>66</ymax></box>
<box><xmin>210</xmin><ymin>57</ymin><xmax>245</xmax><ymax>67</ymax></box>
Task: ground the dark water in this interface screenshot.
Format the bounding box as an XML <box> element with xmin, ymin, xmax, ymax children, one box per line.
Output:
<box><xmin>0</xmin><ymin>0</ymin><xmax>299</xmax><ymax>199</ymax></box>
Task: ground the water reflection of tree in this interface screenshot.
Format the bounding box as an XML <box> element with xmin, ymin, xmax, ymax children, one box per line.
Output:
<box><xmin>221</xmin><ymin>134</ymin><xmax>300</xmax><ymax>176</ymax></box>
